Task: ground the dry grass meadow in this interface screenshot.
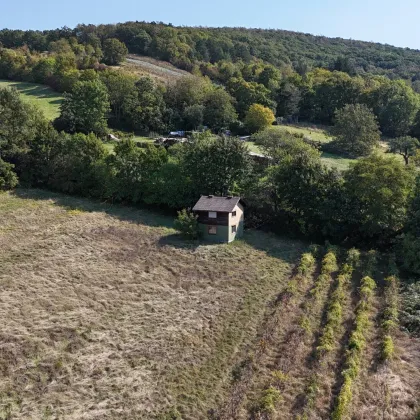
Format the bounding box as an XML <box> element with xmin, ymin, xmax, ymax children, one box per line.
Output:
<box><xmin>1</xmin><ymin>190</ymin><xmax>419</xmax><ymax>420</ymax></box>
<box><xmin>0</xmin><ymin>190</ymin><xmax>304</xmax><ymax>419</ymax></box>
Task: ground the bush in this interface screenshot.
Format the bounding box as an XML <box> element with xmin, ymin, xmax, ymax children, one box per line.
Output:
<box><xmin>297</xmin><ymin>252</ymin><xmax>316</xmax><ymax>276</ymax></box>
<box><xmin>322</xmin><ymin>251</ymin><xmax>338</xmax><ymax>273</ymax></box>
<box><xmin>382</xmin><ymin>335</ymin><xmax>394</xmax><ymax>360</ymax></box>
<box><xmin>0</xmin><ymin>158</ymin><xmax>18</xmax><ymax>190</ymax></box>
<box><xmin>346</xmin><ymin>248</ymin><xmax>361</xmax><ymax>268</ymax></box>
<box><xmin>174</xmin><ymin>209</ymin><xmax>200</xmax><ymax>239</ymax></box>
<box><xmin>400</xmin><ymin>282</ymin><xmax>420</xmax><ymax>337</ymax></box>
<box><xmin>254</xmin><ymin>386</ymin><xmax>282</xmax><ymax>414</ymax></box>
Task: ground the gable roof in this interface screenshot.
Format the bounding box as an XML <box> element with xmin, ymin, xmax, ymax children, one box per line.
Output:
<box><xmin>192</xmin><ymin>196</ymin><xmax>241</xmax><ymax>213</ymax></box>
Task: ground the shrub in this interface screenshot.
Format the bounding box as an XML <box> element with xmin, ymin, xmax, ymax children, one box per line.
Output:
<box><xmin>382</xmin><ymin>335</ymin><xmax>394</xmax><ymax>361</ymax></box>
<box><xmin>174</xmin><ymin>209</ymin><xmax>200</xmax><ymax>239</ymax></box>
<box><xmin>0</xmin><ymin>158</ymin><xmax>18</xmax><ymax>190</ymax></box>
<box><xmin>297</xmin><ymin>252</ymin><xmax>316</xmax><ymax>276</ymax></box>
<box><xmin>158</xmin><ymin>408</ymin><xmax>182</xmax><ymax>420</ymax></box>
<box><xmin>400</xmin><ymin>282</ymin><xmax>420</xmax><ymax>337</ymax></box>
<box><xmin>322</xmin><ymin>251</ymin><xmax>338</xmax><ymax>273</ymax></box>
<box><xmin>308</xmin><ymin>244</ymin><xmax>322</xmax><ymax>257</ymax></box>
<box><xmin>254</xmin><ymin>386</ymin><xmax>282</xmax><ymax>414</ymax></box>
<box><xmin>346</xmin><ymin>248</ymin><xmax>361</xmax><ymax>268</ymax></box>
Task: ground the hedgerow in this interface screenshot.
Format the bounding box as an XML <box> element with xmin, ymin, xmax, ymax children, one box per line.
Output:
<box><xmin>332</xmin><ymin>275</ymin><xmax>376</xmax><ymax>420</ymax></box>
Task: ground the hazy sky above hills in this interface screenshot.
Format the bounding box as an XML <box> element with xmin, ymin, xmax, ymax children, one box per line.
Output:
<box><xmin>2</xmin><ymin>0</ymin><xmax>420</xmax><ymax>50</ymax></box>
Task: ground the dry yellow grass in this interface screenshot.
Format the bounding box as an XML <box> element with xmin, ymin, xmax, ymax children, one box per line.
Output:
<box><xmin>0</xmin><ymin>189</ymin><xmax>303</xmax><ymax>419</ymax></box>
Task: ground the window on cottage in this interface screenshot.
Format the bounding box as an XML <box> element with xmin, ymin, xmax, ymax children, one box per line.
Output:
<box><xmin>232</xmin><ymin>211</ymin><xmax>236</xmax><ymax>217</ymax></box>
<box><xmin>208</xmin><ymin>211</ymin><xmax>217</xmax><ymax>218</ymax></box>
<box><xmin>231</xmin><ymin>225</ymin><xmax>237</xmax><ymax>233</ymax></box>
<box><xmin>208</xmin><ymin>225</ymin><xmax>217</xmax><ymax>235</ymax></box>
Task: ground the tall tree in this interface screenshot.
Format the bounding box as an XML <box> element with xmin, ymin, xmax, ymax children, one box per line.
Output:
<box><xmin>100</xmin><ymin>70</ymin><xmax>137</xmax><ymax>123</ymax></box>
<box><xmin>181</xmin><ymin>134</ymin><xmax>251</xmax><ymax>196</ymax></box>
<box><xmin>389</xmin><ymin>136</ymin><xmax>420</xmax><ymax>165</ymax></box>
<box><xmin>203</xmin><ymin>88</ymin><xmax>237</xmax><ymax>131</ymax></box>
<box><xmin>344</xmin><ymin>154</ymin><xmax>416</xmax><ymax>244</ymax></box>
<box><xmin>0</xmin><ymin>87</ymin><xmax>44</xmax><ymax>161</ymax></box>
<box><xmin>244</xmin><ymin>104</ymin><xmax>275</xmax><ymax>133</ymax></box>
<box><xmin>122</xmin><ymin>76</ymin><xmax>167</xmax><ymax>133</ymax></box>
<box><xmin>332</xmin><ymin>104</ymin><xmax>380</xmax><ymax>157</ymax></box>
<box><xmin>102</xmin><ymin>38</ymin><xmax>128</xmax><ymax>65</ymax></box>
<box><xmin>400</xmin><ymin>175</ymin><xmax>420</xmax><ymax>274</ymax></box>
<box><xmin>56</xmin><ymin>80</ymin><xmax>110</xmax><ymax>135</ymax></box>
<box><xmin>367</xmin><ymin>79</ymin><xmax>420</xmax><ymax>137</ymax></box>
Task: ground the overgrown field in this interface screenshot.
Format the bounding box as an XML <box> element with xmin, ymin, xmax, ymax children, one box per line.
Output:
<box><xmin>0</xmin><ymin>80</ymin><xmax>63</xmax><ymax>120</ymax></box>
<box><xmin>0</xmin><ymin>190</ymin><xmax>419</xmax><ymax>419</ymax></box>
<box><xmin>0</xmin><ymin>189</ymin><xmax>303</xmax><ymax>419</ymax></box>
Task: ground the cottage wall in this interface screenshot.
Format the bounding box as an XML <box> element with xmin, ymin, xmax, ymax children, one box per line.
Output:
<box><xmin>228</xmin><ymin>203</ymin><xmax>244</xmax><ymax>242</ymax></box>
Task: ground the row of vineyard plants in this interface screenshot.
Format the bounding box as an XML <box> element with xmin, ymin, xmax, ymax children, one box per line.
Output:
<box><xmin>299</xmin><ymin>249</ymin><xmax>360</xmax><ymax>419</ymax></box>
<box><xmin>250</xmin><ymin>250</ymin><xmax>318</xmax><ymax>418</ymax></box>
<box><xmin>332</xmin><ymin>272</ymin><xmax>377</xmax><ymax>420</ymax></box>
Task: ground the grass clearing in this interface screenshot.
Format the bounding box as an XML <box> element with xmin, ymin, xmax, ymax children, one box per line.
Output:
<box><xmin>118</xmin><ymin>54</ymin><xmax>192</xmax><ymax>84</ymax></box>
<box><xmin>0</xmin><ymin>189</ymin><xmax>303</xmax><ymax>419</ymax></box>
<box><xmin>274</xmin><ymin>123</ymin><xmax>333</xmax><ymax>143</ymax></box>
<box><xmin>0</xmin><ymin>79</ymin><xmax>63</xmax><ymax>120</ymax></box>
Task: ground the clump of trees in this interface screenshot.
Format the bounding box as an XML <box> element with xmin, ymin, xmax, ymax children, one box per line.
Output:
<box><xmin>2</xmin><ymin>72</ymin><xmax>420</xmax><ymax>276</ymax></box>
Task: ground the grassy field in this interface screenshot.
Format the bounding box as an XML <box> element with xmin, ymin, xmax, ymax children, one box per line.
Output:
<box><xmin>275</xmin><ymin>123</ymin><xmax>333</xmax><ymax>143</ymax></box>
<box><xmin>0</xmin><ymin>80</ymin><xmax>63</xmax><ymax>120</ymax></box>
<box><xmin>0</xmin><ymin>189</ymin><xmax>304</xmax><ymax>419</ymax></box>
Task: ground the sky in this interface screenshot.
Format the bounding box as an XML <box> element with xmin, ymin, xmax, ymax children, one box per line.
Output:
<box><xmin>1</xmin><ymin>0</ymin><xmax>420</xmax><ymax>50</ymax></box>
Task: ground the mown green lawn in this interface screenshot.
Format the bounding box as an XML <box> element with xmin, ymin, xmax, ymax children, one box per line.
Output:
<box><xmin>0</xmin><ymin>80</ymin><xmax>63</xmax><ymax>120</ymax></box>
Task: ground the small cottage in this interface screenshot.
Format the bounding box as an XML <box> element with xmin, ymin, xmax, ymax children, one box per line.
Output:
<box><xmin>192</xmin><ymin>195</ymin><xmax>244</xmax><ymax>243</ymax></box>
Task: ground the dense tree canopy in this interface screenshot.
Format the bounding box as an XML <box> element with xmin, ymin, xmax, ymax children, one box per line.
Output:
<box><xmin>332</xmin><ymin>104</ymin><xmax>380</xmax><ymax>157</ymax></box>
<box><xmin>244</xmin><ymin>104</ymin><xmax>275</xmax><ymax>133</ymax></box>
<box><xmin>102</xmin><ymin>38</ymin><xmax>128</xmax><ymax>65</ymax></box>
<box><xmin>343</xmin><ymin>154</ymin><xmax>416</xmax><ymax>244</ymax></box>
<box><xmin>56</xmin><ymin>80</ymin><xmax>110</xmax><ymax>135</ymax></box>
<box><xmin>4</xmin><ymin>22</ymin><xmax>420</xmax><ymax>80</ymax></box>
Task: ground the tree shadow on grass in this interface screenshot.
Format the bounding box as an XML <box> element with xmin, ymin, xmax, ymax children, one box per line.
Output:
<box><xmin>241</xmin><ymin>229</ymin><xmax>307</xmax><ymax>264</ymax></box>
<box><xmin>13</xmin><ymin>189</ymin><xmax>305</xmax><ymax>262</ymax></box>
<box><xmin>157</xmin><ymin>233</ymin><xmax>201</xmax><ymax>250</ymax></box>
<box><xmin>13</xmin><ymin>188</ymin><xmax>176</xmax><ymax>230</ymax></box>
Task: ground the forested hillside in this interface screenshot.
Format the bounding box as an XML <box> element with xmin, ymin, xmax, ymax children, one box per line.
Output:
<box><xmin>2</xmin><ymin>22</ymin><xmax>420</xmax><ymax>80</ymax></box>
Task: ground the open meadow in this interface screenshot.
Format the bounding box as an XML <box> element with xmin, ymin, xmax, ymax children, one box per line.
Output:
<box><xmin>0</xmin><ymin>80</ymin><xmax>63</xmax><ymax>120</ymax></box>
<box><xmin>0</xmin><ymin>189</ymin><xmax>303</xmax><ymax>419</ymax></box>
<box><xmin>0</xmin><ymin>190</ymin><xmax>419</xmax><ymax>419</ymax></box>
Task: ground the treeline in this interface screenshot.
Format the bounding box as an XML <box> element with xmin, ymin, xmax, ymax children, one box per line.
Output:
<box><xmin>3</xmin><ymin>38</ymin><xmax>420</xmax><ymax>141</ymax></box>
<box><xmin>1</xmin><ymin>87</ymin><xmax>420</xmax><ymax>276</ymax></box>
<box><xmin>2</xmin><ymin>22</ymin><xmax>420</xmax><ymax>81</ymax></box>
